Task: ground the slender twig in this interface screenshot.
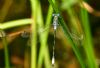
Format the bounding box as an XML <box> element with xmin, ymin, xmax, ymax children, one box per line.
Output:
<box><xmin>0</xmin><ymin>18</ymin><xmax>31</xmax><ymax>29</ymax></box>
<box><xmin>30</xmin><ymin>0</ymin><xmax>38</xmax><ymax>68</ymax></box>
<box><xmin>80</xmin><ymin>7</ymin><xmax>98</xmax><ymax>68</ymax></box>
<box><xmin>38</xmin><ymin>5</ymin><xmax>53</xmax><ymax>68</ymax></box>
<box><xmin>0</xmin><ymin>29</ymin><xmax>10</xmax><ymax>68</ymax></box>
<box><xmin>82</xmin><ymin>1</ymin><xmax>100</xmax><ymax>17</ymax></box>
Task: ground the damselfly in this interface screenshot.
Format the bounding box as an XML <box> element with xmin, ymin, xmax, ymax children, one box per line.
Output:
<box><xmin>37</xmin><ymin>13</ymin><xmax>84</xmax><ymax>67</ymax></box>
<box><xmin>51</xmin><ymin>13</ymin><xmax>60</xmax><ymax>67</ymax></box>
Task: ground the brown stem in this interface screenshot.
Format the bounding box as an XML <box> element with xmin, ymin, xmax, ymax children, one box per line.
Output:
<box><xmin>82</xmin><ymin>1</ymin><xmax>100</xmax><ymax>17</ymax></box>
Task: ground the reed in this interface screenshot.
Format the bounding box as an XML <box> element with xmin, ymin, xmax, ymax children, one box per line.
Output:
<box><xmin>0</xmin><ymin>0</ymin><xmax>98</xmax><ymax>68</ymax></box>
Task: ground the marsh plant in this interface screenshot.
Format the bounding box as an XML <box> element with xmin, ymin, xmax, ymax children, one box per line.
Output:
<box><xmin>0</xmin><ymin>0</ymin><xmax>100</xmax><ymax>68</ymax></box>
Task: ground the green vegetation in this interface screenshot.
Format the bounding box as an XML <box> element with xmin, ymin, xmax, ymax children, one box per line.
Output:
<box><xmin>0</xmin><ymin>0</ymin><xmax>98</xmax><ymax>68</ymax></box>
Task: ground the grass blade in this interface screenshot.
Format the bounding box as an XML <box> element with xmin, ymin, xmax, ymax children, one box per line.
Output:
<box><xmin>0</xmin><ymin>29</ymin><xmax>10</xmax><ymax>68</ymax></box>
<box><xmin>30</xmin><ymin>0</ymin><xmax>38</xmax><ymax>68</ymax></box>
<box><xmin>0</xmin><ymin>19</ymin><xmax>31</xmax><ymax>29</ymax></box>
<box><xmin>80</xmin><ymin>8</ymin><xmax>98</xmax><ymax>68</ymax></box>
<box><xmin>38</xmin><ymin>5</ymin><xmax>53</xmax><ymax>68</ymax></box>
<box><xmin>48</xmin><ymin>0</ymin><xmax>86</xmax><ymax>68</ymax></box>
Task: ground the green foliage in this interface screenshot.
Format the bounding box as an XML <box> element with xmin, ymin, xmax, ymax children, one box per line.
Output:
<box><xmin>0</xmin><ymin>0</ymin><xmax>98</xmax><ymax>68</ymax></box>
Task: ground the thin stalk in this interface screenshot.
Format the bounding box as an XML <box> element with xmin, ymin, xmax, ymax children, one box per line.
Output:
<box><xmin>48</xmin><ymin>0</ymin><xmax>86</xmax><ymax>68</ymax></box>
<box><xmin>44</xmin><ymin>45</ymin><xmax>51</xmax><ymax>68</ymax></box>
<box><xmin>38</xmin><ymin>5</ymin><xmax>53</xmax><ymax>68</ymax></box>
<box><xmin>43</xmin><ymin>5</ymin><xmax>53</xmax><ymax>68</ymax></box>
<box><xmin>37</xmin><ymin>2</ymin><xmax>44</xmax><ymax>68</ymax></box>
<box><xmin>3</xmin><ymin>38</ymin><xmax>10</xmax><ymax>68</ymax></box>
<box><xmin>48</xmin><ymin>0</ymin><xmax>59</xmax><ymax>13</ymax></box>
<box><xmin>80</xmin><ymin>8</ymin><xmax>98</xmax><ymax>68</ymax></box>
<box><xmin>30</xmin><ymin>0</ymin><xmax>38</xmax><ymax>68</ymax></box>
<box><xmin>0</xmin><ymin>19</ymin><xmax>31</xmax><ymax>30</ymax></box>
<box><xmin>0</xmin><ymin>30</ymin><xmax>10</xmax><ymax>68</ymax></box>
<box><xmin>37</xmin><ymin>2</ymin><xmax>44</xmax><ymax>30</ymax></box>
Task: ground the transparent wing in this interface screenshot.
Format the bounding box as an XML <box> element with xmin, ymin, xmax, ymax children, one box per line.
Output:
<box><xmin>38</xmin><ymin>26</ymin><xmax>51</xmax><ymax>33</ymax></box>
<box><xmin>70</xmin><ymin>32</ymin><xmax>84</xmax><ymax>40</ymax></box>
<box><xmin>38</xmin><ymin>23</ymin><xmax>84</xmax><ymax>41</ymax></box>
<box><xmin>38</xmin><ymin>24</ymin><xmax>53</xmax><ymax>33</ymax></box>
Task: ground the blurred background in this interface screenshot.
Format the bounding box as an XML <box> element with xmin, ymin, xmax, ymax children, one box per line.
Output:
<box><xmin>0</xmin><ymin>0</ymin><xmax>100</xmax><ymax>68</ymax></box>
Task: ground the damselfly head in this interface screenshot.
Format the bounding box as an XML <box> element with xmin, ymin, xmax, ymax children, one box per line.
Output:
<box><xmin>52</xmin><ymin>14</ymin><xmax>60</xmax><ymax>17</ymax></box>
<box><xmin>52</xmin><ymin>14</ymin><xmax>60</xmax><ymax>30</ymax></box>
